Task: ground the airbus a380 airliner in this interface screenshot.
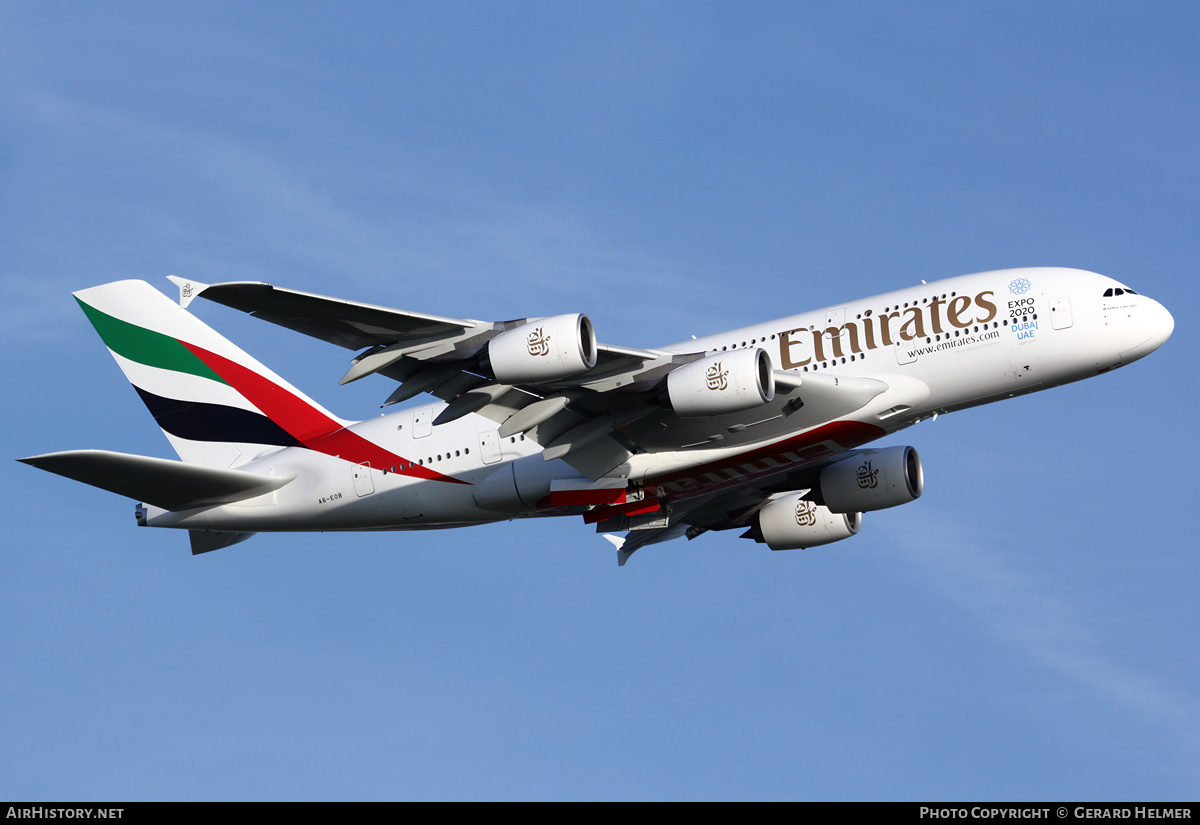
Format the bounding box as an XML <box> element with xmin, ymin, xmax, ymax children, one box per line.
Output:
<box><xmin>20</xmin><ymin>267</ymin><xmax>1172</xmax><ymax>564</ymax></box>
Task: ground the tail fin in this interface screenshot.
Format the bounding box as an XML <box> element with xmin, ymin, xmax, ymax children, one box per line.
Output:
<box><xmin>75</xmin><ymin>280</ymin><xmax>350</xmax><ymax>468</ymax></box>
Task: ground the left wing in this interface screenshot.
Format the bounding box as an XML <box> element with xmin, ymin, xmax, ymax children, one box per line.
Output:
<box><xmin>169</xmin><ymin>276</ymin><xmax>481</xmax><ymax>350</ymax></box>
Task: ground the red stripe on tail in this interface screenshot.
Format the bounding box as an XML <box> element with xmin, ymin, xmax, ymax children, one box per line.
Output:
<box><xmin>183</xmin><ymin>342</ymin><xmax>468</xmax><ymax>484</ymax></box>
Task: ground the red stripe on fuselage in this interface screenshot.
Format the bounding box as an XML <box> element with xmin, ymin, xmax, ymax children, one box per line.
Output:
<box><xmin>183</xmin><ymin>343</ymin><xmax>468</xmax><ymax>484</ymax></box>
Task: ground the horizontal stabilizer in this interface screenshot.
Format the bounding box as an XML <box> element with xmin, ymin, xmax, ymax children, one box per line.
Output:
<box><xmin>18</xmin><ymin>450</ymin><xmax>294</xmax><ymax>511</ymax></box>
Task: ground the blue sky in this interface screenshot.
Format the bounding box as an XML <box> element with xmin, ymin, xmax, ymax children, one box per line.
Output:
<box><xmin>2</xmin><ymin>1</ymin><xmax>1197</xmax><ymax>800</ymax></box>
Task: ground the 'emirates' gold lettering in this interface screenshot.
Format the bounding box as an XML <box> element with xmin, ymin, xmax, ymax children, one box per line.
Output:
<box><xmin>948</xmin><ymin>295</ymin><xmax>973</xmax><ymax>328</ymax></box>
<box><xmin>899</xmin><ymin>307</ymin><xmax>926</xmax><ymax>341</ymax></box>
<box><xmin>777</xmin><ymin>290</ymin><xmax>997</xmax><ymax>365</ymax></box>
<box><xmin>779</xmin><ymin>328</ymin><xmax>812</xmax><ymax>368</ymax></box>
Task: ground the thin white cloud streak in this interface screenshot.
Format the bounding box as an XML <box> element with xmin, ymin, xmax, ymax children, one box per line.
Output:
<box><xmin>884</xmin><ymin>507</ymin><xmax>1200</xmax><ymax>788</ymax></box>
<box><xmin>5</xmin><ymin>84</ymin><xmax>720</xmax><ymax>347</ymax></box>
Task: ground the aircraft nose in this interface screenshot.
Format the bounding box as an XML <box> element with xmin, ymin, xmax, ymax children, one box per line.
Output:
<box><xmin>1118</xmin><ymin>296</ymin><xmax>1174</xmax><ymax>363</ymax></box>
<box><xmin>1147</xmin><ymin>297</ymin><xmax>1174</xmax><ymax>344</ymax></box>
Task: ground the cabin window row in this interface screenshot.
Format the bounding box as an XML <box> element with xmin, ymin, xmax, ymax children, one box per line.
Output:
<box><xmin>706</xmin><ymin>291</ymin><xmax>966</xmax><ymax>356</ymax></box>
<box><xmin>384</xmin><ymin>447</ymin><xmax>471</xmax><ymax>474</ymax></box>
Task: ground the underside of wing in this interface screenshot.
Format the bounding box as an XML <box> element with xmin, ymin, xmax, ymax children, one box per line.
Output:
<box><xmin>595</xmin><ymin>484</ymin><xmax>769</xmax><ymax>565</ymax></box>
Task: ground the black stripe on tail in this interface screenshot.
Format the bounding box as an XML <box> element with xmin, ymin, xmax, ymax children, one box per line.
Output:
<box><xmin>133</xmin><ymin>387</ymin><xmax>302</xmax><ymax>447</ymax></box>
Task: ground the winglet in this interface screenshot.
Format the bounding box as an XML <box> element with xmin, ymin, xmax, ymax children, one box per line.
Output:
<box><xmin>165</xmin><ymin>276</ymin><xmax>209</xmax><ymax>309</ymax></box>
<box><xmin>603</xmin><ymin>533</ymin><xmax>635</xmax><ymax>566</ymax></box>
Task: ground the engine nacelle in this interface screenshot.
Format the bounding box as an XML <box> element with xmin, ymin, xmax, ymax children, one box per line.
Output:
<box><xmin>756</xmin><ymin>493</ymin><xmax>861</xmax><ymax>550</ymax></box>
<box><xmin>488</xmin><ymin>314</ymin><xmax>597</xmax><ymax>384</ymax></box>
<box><xmin>666</xmin><ymin>347</ymin><xmax>775</xmax><ymax>417</ymax></box>
<box><xmin>819</xmin><ymin>446</ymin><xmax>923</xmax><ymax>513</ymax></box>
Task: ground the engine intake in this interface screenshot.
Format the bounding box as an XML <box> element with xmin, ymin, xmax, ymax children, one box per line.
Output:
<box><xmin>666</xmin><ymin>348</ymin><xmax>775</xmax><ymax>417</ymax></box>
<box><xmin>753</xmin><ymin>492</ymin><xmax>861</xmax><ymax>550</ymax></box>
<box><xmin>819</xmin><ymin>446</ymin><xmax>923</xmax><ymax>513</ymax></box>
<box><xmin>488</xmin><ymin>314</ymin><xmax>597</xmax><ymax>384</ymax></box>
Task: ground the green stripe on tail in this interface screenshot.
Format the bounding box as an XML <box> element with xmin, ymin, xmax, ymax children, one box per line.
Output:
<box><xmin>75</xmin><ymin>297</ymin><xmax>228</xmax><ymax>384</ymax></box>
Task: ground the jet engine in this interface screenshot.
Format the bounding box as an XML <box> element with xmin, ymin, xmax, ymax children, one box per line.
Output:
<box><xmin>666</xmin><ymin>347</ymin><xmax>775</xmax><ymax>417</ymax></box>
<box><xmin>819</xmin><ymin>446</ymin><xmax>923</xmax><ymax>513</ymax></box>
<box><xmin>751</xmin><ymin>493</ymin><xmax>861</xmax><ymax>550</ymax></box>
<box><xmin>487</xmin><ymin>314</ymin><xmax>597</xmax><ymax>384</ymax></box>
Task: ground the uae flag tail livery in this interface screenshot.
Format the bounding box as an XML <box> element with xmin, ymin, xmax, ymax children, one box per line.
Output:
<box><xmin>17</xmin><ymin>281</ymin><xmax>369</xmax><ymax>547</ymax></box>
<box><xmin>72</xmin><ymin>280</ymin><xmax>351</xmax><ymax>469</ymax></box>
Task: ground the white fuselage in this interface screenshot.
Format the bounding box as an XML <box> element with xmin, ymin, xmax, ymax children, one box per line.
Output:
<box><xmin>142</xmin><ymin>267</ymin><xmax>1173</xmax><ymax>533</ymax></box>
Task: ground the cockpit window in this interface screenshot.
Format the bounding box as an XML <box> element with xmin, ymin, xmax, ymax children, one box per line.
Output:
<box><xmin>1104</xmin><ymin>286</ymin><xmax>1139</xmax><ymax>298</ymax></box>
